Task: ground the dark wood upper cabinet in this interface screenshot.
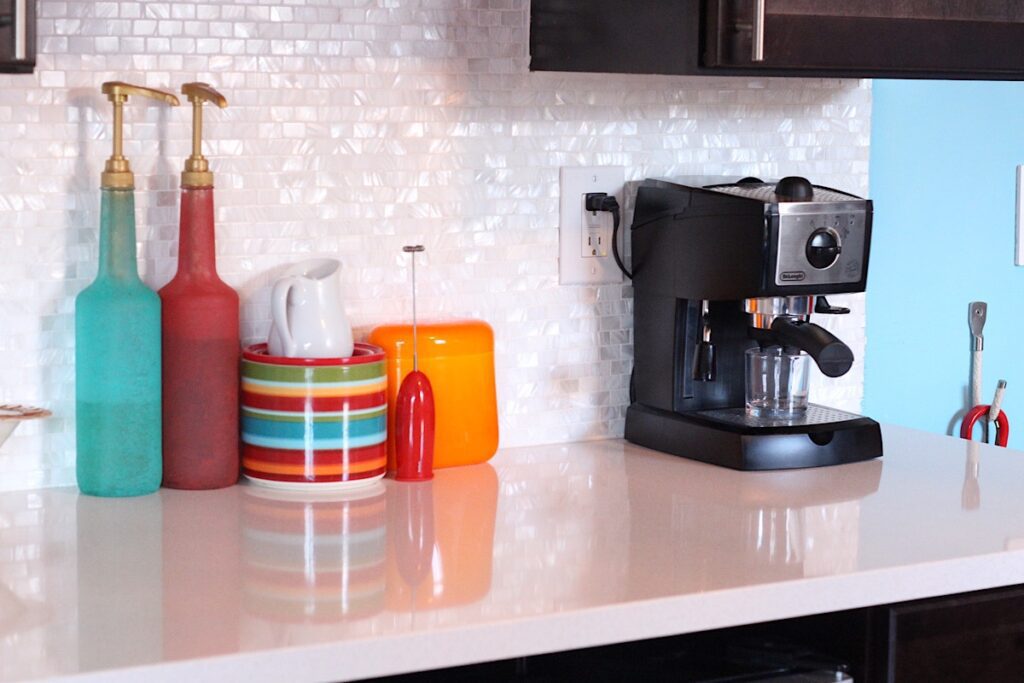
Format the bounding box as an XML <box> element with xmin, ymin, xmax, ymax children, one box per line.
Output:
<box><xmin>0</xmin><ymin>0</ymin><xmax>35</xmax><ymax>74</ymax></box>
<box><xmin>530</xmin><ymin>0</ymin><xmax>1024</xmax><ymax>80</ymax></box>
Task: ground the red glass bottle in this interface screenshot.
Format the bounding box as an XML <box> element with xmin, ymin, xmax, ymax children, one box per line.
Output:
<box><xmin>159</xmin><ymin>83</ymin><xmax>240</xmax><ymax>489</ymax></box>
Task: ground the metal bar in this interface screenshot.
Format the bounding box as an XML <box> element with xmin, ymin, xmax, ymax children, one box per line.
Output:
<box><xmin>751</xmin><ymin>0</ymin><xmax>765</xmax><ymax>62</ymax></box>
<box><xmin>14</xmin><ymin>0</ymin><xmax>25</xmax><ymax>61</ymax></box>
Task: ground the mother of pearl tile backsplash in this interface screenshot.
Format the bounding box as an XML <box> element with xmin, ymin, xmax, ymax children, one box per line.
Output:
<box><xmin>0</xmin><ymin>0</ymin><xmax>871</xmax><ymax>491</ymax></box>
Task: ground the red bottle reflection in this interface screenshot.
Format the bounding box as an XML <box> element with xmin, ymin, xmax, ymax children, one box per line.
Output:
<box><xmin>160</xmin><ymin>187</ymin><xmax>240</xmax><ymax>489</ymax></box>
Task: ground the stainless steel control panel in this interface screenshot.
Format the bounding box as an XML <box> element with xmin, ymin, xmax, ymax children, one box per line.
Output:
<box><xmin>773</xmin><ymin>201</ymin><xmax>869</xmax><ymax>287</ymax></box>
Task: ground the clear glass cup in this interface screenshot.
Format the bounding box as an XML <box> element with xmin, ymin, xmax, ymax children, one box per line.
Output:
<box><xmin>745</xmin><ymin>347</ymin><xmax>810</xmax><ymax>418</ymax></box>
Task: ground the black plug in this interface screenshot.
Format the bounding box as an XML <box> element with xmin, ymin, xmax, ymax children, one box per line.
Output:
<box><xmin>583</xmin><ymin>192</ymin><xmax>631</xmax><ymax>279</ymax></box>
<box><xmin>585</xmin><ymin>192</ymin><xmax>619</xmax><ymax>213</ymax></box>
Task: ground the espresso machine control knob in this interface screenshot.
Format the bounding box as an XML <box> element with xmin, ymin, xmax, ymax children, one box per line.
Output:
<box><xmin>774</xmin><ymin>176</ymin><xmax>814</xmax><ymax>201</ymax></box>
<box><xmin>805</xmin><ymin>228</ymin><xmax>842</xmax><ymax>269</ymax></box>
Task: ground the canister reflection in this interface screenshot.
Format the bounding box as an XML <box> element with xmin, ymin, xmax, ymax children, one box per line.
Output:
<box><xmin>237</xmin><ymin>462</ymin><xmax>499</xmax><ymax>633</ymax></box>
<box><xmin>240</xmin><ymin>482</ymin><xmax>388</xmax><ymax>622</ymax></box>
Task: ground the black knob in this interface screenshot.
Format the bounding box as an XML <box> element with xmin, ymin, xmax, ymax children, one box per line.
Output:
<box><xmin>774</xmin><ymin>176</ymin><xmax>814</xmax><ymax>201</ymax></box>
<box><xmin>806</xmin><ymin>228</ymin><xmax>841</xmax><ymax>269</ymax></box>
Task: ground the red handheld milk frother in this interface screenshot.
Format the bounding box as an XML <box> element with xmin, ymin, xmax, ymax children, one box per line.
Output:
<box><xmin>394</xmin><ymin>245</ymin><xmax>435</xmax><ymax>481</ymax></box>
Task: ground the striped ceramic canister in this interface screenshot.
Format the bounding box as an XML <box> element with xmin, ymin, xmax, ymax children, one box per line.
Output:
<box><xmin>241</xmin><ymin>343</ymin><xmax>388</xmax><ymax>487</ymax></box>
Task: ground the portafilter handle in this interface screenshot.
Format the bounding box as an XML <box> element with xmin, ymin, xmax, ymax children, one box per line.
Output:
<box><xmin>770</xmin><ymin>318</ymin><xmax>853</xmax><ymax>378</ymax></box>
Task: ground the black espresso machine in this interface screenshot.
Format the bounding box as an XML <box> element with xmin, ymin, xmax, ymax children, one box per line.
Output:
<box><xmin>624</xmin><ymin>177</ymin><xmax>883</xmax><ymax>470</ymax></box>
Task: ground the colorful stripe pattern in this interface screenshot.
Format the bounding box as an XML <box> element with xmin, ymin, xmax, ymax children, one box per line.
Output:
<box><xmin>241</xmin><ymin>487</ymin><xmax>387</xmax><ymax>622</ymax></box>
<box><xmin>241</xmin><ymin>344</ymin><xmax>388</xmax><ymax>485</ymax></box>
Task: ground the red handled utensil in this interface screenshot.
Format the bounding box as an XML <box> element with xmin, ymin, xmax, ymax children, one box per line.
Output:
<box><xmin>394</xmin><ymin>245</ymin><xmax>435</xmax><ymax>481</ymax></box>
<box><xmin>961</xmin><ymin>380</ymin><xmax>1010</xmax><ymax>447</ymax></box>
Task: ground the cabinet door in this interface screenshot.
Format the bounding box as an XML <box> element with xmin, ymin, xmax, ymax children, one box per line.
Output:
<box><xmin>881</xmin><ymin>587</ymin><xmax>1024</xmax><ymax>682</ymax></box>
<box><xmin>530</xmin><ymin>0</ymin><xmax>699</xmax><ymax>75</ymax></box>
<box><xmin>0</xmin><ymin>0</ymin><xmax>35</xmax><ymax>73</ymax></box>
<box><xmin>704</xmin><ymin>0</ymin><xmax>1024</xmax><ymax>78</ymax></box>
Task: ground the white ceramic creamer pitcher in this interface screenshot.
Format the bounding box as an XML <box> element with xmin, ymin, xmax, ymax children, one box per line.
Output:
<box><xmin>268</xmin><ymin>258</ymin><xmax>355</xmax><ymax>359</ymax></box>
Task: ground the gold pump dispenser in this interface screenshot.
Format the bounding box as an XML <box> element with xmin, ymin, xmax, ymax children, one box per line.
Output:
<box><xmin>180</xmin><ymin>82</ymin><xmax>228</xmax><ymax>188</ymax></box>
<box><xmin>100</xmin><ymin>81</ymin><xmax>180</xmax><ymax>190</ymax></box>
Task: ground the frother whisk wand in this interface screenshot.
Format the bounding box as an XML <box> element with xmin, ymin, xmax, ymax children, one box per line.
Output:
<box><xmin>404</xmin><ymin>245</ymin><xmax>423</xmax><ymax>372</ymax></box>
<box><xmin>394</xmin><ymin>245</ymin><xmax>434</xmax><ymax>481</ymax></box>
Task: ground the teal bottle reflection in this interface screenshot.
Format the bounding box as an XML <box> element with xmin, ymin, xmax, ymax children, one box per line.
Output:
<box><xmin>75</xmin><ymin>190</ymin><xmax>162</xmax><ymax>496</ymax></box>
<box><xmin>75</xmin><ymin>82</ymin><xmax>180</xmax><ymax>497</ymax></box>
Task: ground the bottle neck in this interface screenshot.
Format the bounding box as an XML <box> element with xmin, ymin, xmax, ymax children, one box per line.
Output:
<box><xmin>177</xmin><ymin>186</ymin><xmax>217</xmax><ymax>277</ymax></box>
<box><xmin>97</xmin><ymin>189</ymin><xmax>141</xmax><ymax>281</ymax></box>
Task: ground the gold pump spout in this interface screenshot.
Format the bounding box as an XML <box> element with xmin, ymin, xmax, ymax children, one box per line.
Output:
<box><xmin>100</xmin><ymin>81</ymin><xmax>180</xmax><ymax>190</ymax></box>
<box><xmin>181</xmin><ymin>82</ymin><xmax>228</xmax><ymax>188</ymax></box>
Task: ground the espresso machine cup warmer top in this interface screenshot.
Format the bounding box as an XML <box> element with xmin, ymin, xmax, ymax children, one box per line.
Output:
<box><xmin>624</xmin><ymin>177</ymin><xmax>883</xmax><ymax>470</ymax></box>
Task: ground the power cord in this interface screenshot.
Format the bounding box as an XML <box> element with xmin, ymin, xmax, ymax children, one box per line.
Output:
<box><xmin>584</xmin><ymin>192</ymin><xmax>632</xmax><ymax>279</ymax></box>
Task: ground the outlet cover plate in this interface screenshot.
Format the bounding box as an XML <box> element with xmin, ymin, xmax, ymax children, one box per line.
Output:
<box><xmin>559</xmin><ymin>166</ymin><xmax>625</xmax><ymax>285</ymax></box>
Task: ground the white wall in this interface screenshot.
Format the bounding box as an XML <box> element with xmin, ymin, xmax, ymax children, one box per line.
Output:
<box><xmin>0</xmin><ymin>0</ymin><xmax>871</xmax><ymax>491</ymax></box>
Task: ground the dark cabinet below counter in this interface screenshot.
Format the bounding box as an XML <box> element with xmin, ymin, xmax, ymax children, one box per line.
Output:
<box><xmin>877</xmin><ymin>586</ymin><xmax>1024</xmax><ymax>681</ymax></box>
<box><xmin>530</xmin><ymin>0</ymin><xmax>1024</xmax><ymax>80</ymax></box>
<box><xmin>0</xmin><ymin>0</ymin><xmax>34</xmax><ymax>73</ymax></box>
<box><xmin>375</xmin><ymin>585</ymin><xmax>1024</xmax><ymax>682</ymax></box>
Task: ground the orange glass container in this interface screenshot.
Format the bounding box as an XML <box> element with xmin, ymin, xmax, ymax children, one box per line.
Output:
<box><xmin>369</xmin><ymin>319</ymin><xmax>498</xmax><ymax>470</ymax></box>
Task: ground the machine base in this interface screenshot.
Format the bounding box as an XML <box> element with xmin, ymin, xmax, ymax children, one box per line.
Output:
<box><xmin>625</xmin><ymin>403</ymin><xmax>883</xmax><ymax>471</ymax></box>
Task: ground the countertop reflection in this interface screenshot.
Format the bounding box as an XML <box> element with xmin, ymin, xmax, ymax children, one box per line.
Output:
<box><xmin>4</xmin><ymin>425</ymin><xmax>1024</xmax><ymax>682</ymax></box>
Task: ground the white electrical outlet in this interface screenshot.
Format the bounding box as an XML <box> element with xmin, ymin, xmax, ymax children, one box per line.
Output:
<box><xmin>582</xmin><ymin>200</ymin><xmax>611</xmax><ymax>258</ymax></box>
<box><xmin>559</xmin><ymin>166</ymin><xmax>625</xmax><ymax>285</ymax></box>
<box><xmin>1016</xmin><ymin>165</ymin><xmax>1024</xmax><ymax>266</ymax></box>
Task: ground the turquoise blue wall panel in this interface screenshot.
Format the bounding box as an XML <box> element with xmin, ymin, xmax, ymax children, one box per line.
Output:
<box><xmin>866</xmin><ymin>80</ymin><xmax>1024</xmax><ymax>446</ymax></box>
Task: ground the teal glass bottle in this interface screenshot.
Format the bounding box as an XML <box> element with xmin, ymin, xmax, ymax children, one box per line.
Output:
<box><xmin>74</xmin><ymin>82</ymin><xmax>180</xmax><ymax>497</ymax></box>
<box><xmin>75</xmin><ymin>189</ymin><xmax>162</xmax><ymax>497</ymax></box>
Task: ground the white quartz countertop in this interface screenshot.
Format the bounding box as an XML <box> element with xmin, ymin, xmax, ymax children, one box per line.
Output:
<box><xmin>4</xmin><ymin>424</ymin><xmax>1024</xmax><ymax>682</ymax></box>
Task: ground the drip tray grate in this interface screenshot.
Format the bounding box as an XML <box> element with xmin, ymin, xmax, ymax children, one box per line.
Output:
<box><xmin>695</xmin><ymin>405</ymin><xmax>864</xmax><ymax>428</ymax></box>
